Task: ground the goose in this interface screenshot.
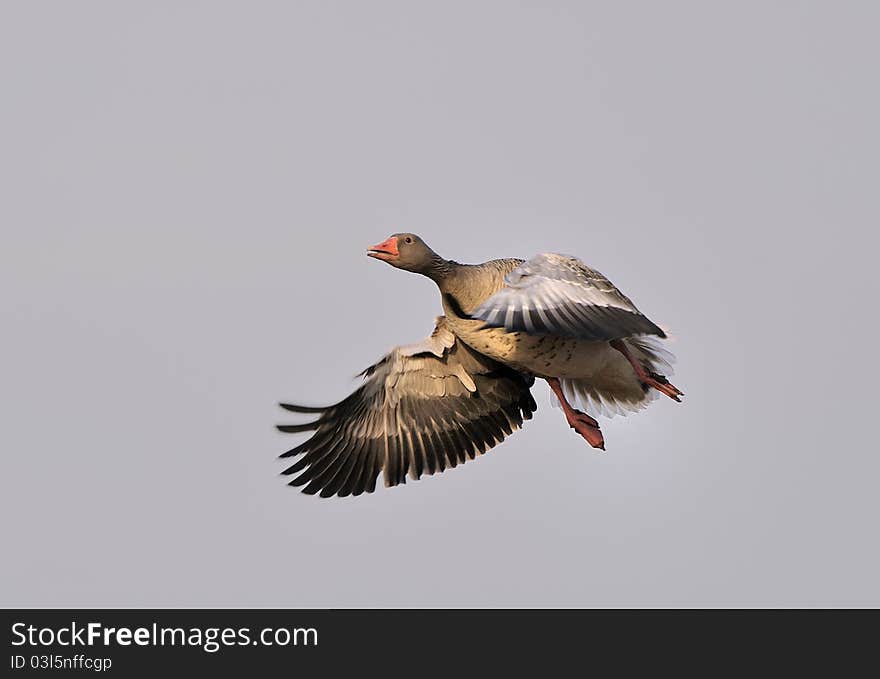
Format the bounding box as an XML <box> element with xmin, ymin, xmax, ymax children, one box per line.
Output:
<box><xmin>278</xmin><ymin>233</ymin><xmax>683</xmax><ymax>497</ymax></box>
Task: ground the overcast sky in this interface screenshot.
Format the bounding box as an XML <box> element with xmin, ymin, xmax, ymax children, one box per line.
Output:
<box><xmin>2</xmin><ymin>1</ymin><xmax>878</xmax><ymax>606</ymax></box>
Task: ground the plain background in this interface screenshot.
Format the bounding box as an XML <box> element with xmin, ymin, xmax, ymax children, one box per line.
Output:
<box><xmin>2</xmin><ymin>1</ymin><xmax>878</xmax><ymax>607</ymax></box>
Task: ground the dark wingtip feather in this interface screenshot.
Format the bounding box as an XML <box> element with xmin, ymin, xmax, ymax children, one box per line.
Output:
<box><xmin>288</xmin><ymin>472</ymin><xmax>312</xmax><ymax>488</ymax></box>
<box><xmin>653</xmin><ymin>325</ymin><xmax>667</xmax><ymax>339</ymax></box>
<box><xmin>280</xmin><ymin>456</ymin><xmax>310</xmax><ymax>475</ymax></box>
<box><xmin>276</xmin><ymin>421</ymin><xmax>320</xmax><ymax>433</ymax></box>
<box><xmin>278</xmin><ymin>440</ymin><xmax>310</xmax><ymax>458</ymax></box>
<box><xmin>279</xmin><ymin>403</ymin><xmax>327</xmax><ymax>413</ymax></box>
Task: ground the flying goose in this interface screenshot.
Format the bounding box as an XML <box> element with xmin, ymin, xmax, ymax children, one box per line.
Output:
<box><xmin>278</xmin><ymin>233</ymin><xmax>682</xmax><ymax>497</ymax></box>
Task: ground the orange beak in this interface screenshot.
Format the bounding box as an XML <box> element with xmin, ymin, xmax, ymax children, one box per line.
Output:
<box><xmin>367</xmin><ymin>236</ymin><xmax>399</xmax><ymax>261</ymax></box>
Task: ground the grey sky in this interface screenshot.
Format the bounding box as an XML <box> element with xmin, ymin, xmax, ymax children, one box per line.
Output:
<box><xmin>2</xmin><ymin>1</ymin><xmax>878</xmax><ymax>606</ymax></box>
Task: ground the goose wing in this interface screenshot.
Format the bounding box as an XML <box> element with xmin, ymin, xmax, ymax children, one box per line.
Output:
<box><xmin>471</xmin><ymin>253</ymin><xmax>666</xmax><ymax>341</ymax></box>
<box><xmin>277</xmin><ymin>317</ymin><xmax>536</xmax><ymax>497</ymax></box>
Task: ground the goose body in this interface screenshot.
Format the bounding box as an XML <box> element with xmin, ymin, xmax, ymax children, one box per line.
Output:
<box><xmin>278</xmin><ymin>234</ymin><xmax>682</xmax><ymax>497</ymax></box>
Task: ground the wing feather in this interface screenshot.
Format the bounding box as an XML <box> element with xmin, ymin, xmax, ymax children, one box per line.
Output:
<box><xmin>277</xmin><ymin>316</ymin><xmax>536</xmax><ymax>497</ymax></box>
<box><xmin>472</xmin><ymin>253</ymin><xmax>665</xmax><ymax>341</ymax></box>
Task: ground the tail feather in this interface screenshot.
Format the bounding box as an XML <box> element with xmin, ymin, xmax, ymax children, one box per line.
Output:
<box><xmin>556</xmin><ymin>336</ymin><xmax>677</xmax><ymax>418</ymax></box>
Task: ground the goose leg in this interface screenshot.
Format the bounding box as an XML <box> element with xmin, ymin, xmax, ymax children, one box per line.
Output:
<box><xmin>609</xmin><ymin>339</ymin><xmax>684</xmax><ymax>402</ymax></box>
<box><xmin>545</xmin><ymin>377</ymin><xmax>605</xmax><ymax>450</ymax></box>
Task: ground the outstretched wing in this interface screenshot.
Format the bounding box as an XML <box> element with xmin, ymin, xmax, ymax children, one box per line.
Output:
<box><xmin>277</xmin><ymin>317</ymin><xmax>537</xmax><ymax>497</ymax></box>
<box><xmin>472</xmin><ymin>253</ymin><xmax>665</xmax><ymax>341</ymax></box>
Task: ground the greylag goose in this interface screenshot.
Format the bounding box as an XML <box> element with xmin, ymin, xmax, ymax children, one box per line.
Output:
<box><xmin>278</xmin><ymin>233</ymin><xmax>682</xmax><ymax>497</ymax></box>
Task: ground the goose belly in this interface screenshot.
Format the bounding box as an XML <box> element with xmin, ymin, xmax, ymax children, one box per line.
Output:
<box><xmin>450</xmin><ymin>319</ymin><xmax>614</xmax><ymax>379</ymax></box>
